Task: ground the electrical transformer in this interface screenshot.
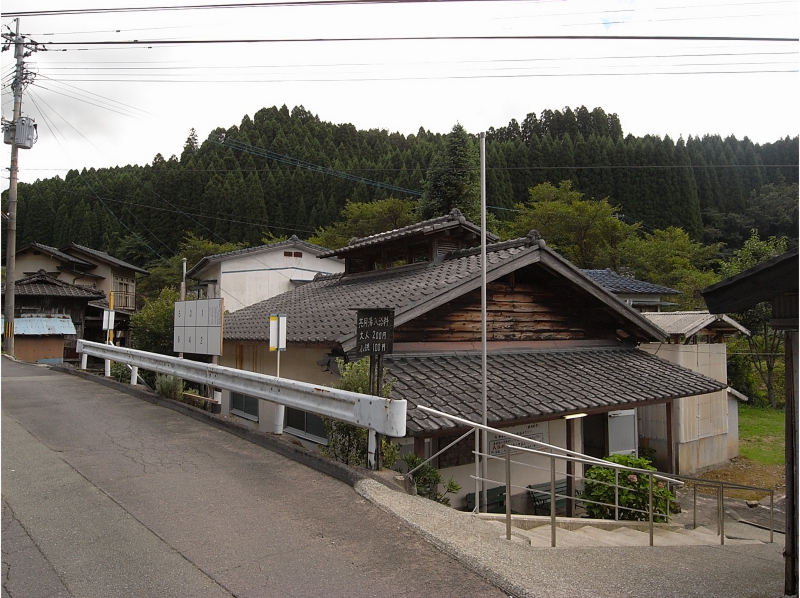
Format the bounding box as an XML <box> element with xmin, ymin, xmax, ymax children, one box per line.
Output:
<box><xmin>3</xmin><ymin>116</ymin><xmax>37</xmax><ymax>149</ymax></box>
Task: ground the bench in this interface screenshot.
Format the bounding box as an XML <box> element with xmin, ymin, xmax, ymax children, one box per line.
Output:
<box><xmin>527</xmin><ymin>479</ymin><xmax>569</xmax><ymax>515</ymax></box>
<box><xmin>465</xmin><ymin>485</ymin><xmax>507</xmax><ymax>513</ymax></box>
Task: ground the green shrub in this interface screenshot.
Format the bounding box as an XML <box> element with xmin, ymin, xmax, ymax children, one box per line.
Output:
<box><xmin>580</xmin><ymin>454</ymin><xmax>674</xmax><ymax>522</ymax></box>
<box><xmin>155</xmin><ymin>374</ymin><xmax>184</xmax><ymax>401</ymax></box>
<box><xmin>320</xmin><ymin>357</ymin><xmax>399</xmax><ymax>468</ymax></box>
<box><xmin>400</xmin><ymin>453</ymin><xmax>461</xmax><ymax>506</ymax></box>
<box><xmin>110</xmin><ymin>361</ymin><xmax>130</xmax><ymax>383</ymax></box>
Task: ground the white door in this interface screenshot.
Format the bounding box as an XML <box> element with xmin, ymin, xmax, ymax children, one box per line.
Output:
<box><xmin>608</xmin><ymin>409</ymin><xmax>638</xmax><ymax>456</ymax></box>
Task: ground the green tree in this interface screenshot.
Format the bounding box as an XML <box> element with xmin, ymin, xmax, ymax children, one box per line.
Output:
<box><xmin>309</xmin><ymin>197</ymin><xmax>420</xmax><ymax>249</ymax></box>
<box><xmin>617</xmin><ymin>227</ymin><xmax>722</xmax><ymax>309</ymax></box>
<box><xmin>503</xmin><ymin>181</ymin><xmax>637</xmax><ymax>269</ymax></box>
<box><xmin>719</xmin><ymin>229</ymin><xmax>789</xmax><ymax>408</ymax></box>
<box><xmin>418</xmin><ymin>124</ymin><xmax>481</xmax><ymax>222</ymax></box>
<box><xmin>130</xmin><ymin>287</ymin><xmax>180</xmax><ymax>355</ymax></box>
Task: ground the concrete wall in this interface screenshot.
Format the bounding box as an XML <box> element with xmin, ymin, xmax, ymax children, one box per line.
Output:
<box><xmin>217</xmin><ymin>251</ymin><xmax>344</xmax><ymax>313</ymax></box>
<box><xmin>639</xmin><ymin>342</ymin><xmax>734</xmax><ymax>474</ymax></box>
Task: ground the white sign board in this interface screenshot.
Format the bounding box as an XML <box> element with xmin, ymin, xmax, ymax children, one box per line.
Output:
<box><xmin>173</xmin><ymin>298</ymin><xmax>224</xmax><ymax>355</ymax></box>
<box><xmin>488</xmin><ymin>421</ymin><xmax>550</xmax><ymax>456</ymax></box>
<box><xmin>269</xmin><ymin>314</ymin><xmax>287</xmax><ymax>351</ymax></box>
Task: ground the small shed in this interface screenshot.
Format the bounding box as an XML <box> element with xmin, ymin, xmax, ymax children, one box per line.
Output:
<box><xmin>1</xmin><ymin>314</ymin><xmax>76</xmax><ymax>363</ymax></box>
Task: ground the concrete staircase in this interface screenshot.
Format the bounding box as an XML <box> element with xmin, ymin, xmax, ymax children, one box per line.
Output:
<box><xmin>478</xmin><ymin>515</ymin><xmax>770</xmax><ymax>548</ymax></box>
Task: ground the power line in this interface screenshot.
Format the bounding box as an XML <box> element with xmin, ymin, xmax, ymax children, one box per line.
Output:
<box><xmin>36</xmin><ymin>34</ymin><xmax>800</xmax><ymax>48</ymax></box>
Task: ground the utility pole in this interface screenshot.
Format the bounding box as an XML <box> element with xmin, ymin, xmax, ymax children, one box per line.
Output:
<box><xmin>2</xmin><ymin>19</ymin><xmax>39</xmax><ymax>356</ymax></box>
<box><xmin>3</xmin><ymin>19</ymin><xmax>23</xmax><ymax>356</ymax></box>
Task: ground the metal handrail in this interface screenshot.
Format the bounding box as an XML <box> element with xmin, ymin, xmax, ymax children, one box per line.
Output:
<box><xmin>413</xmin><ymin>405</ymin><xmax>774</xmax><ymax>547</ymax></box>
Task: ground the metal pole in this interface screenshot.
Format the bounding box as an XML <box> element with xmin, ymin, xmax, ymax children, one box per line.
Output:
<box><xmin>550</xmin><ymin>455</ymin><xmax>556</xmax><ymax>547</ymax></box>
<box><xmin>479</xmin><ymin>131</ymin><xmax>488</xmax><ymax>514</ymax></box>
<box><xmin>649</xmin><ymin>472</ymin><xmax>654</xmax><ymax>547</ymax></box>
<box><xmin>3</xmin><ymin>19</ymin><xmax>24</xmax><ymax>357</ymax></box>
<box><xmin>614</xmin><ymin>468</ymin><xmax>619</xmax><ymax>521</ymax></box>
<box><xmin>693</xmin><ymin>483</ymin><xmax>697</xmax><ymax>529</ymax></box>
<box><xmin>178</xmin><ymin>258</ymin><xmax>186</xmax><ymax>359</ymax></box>
<box><xmin>474</xmin><ymin>426</ymin><xmax>480</xmax><ymax>513</ymax></box>
<box><xmin>770</xmin><ymin>489</ymin><xmax>774</xmax><ymax>544</ymax></box>
<box><xmin>505</xmin><ymin>444</ymin><xmax>512</xmax><ymax>541</ymax></box>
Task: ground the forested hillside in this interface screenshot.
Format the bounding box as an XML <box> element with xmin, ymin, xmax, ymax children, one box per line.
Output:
<box><xmin>5</xmin><ymin>104</ymin><xmax>798</xmax><ymax>267</ymax></box>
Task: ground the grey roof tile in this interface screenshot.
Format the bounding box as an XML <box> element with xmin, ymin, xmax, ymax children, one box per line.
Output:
<box><xmin>582</xmin><ymin>268</ymin><xmax>679</xmax><ymax>295</ymax></box>
<box><xmin>384</xmin><ymin>348</ymin><xmax>726</xmax><ymax>435</ymax></box>
<box><xmin>2</xmin><ymin>271</ymin><xmax>106</xmax><ymax>299</ymax></box>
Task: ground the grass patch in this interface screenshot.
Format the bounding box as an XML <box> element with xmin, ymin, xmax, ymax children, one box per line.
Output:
<box><xmin>738</xmin><ymin>403</ymin><xmax>785</xmax><ymax>465</ymax></box>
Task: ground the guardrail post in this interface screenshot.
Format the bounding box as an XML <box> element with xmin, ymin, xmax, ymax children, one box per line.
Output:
<box><xmin>770</xmin><ymin>489</ymin><xmax>774</xmax><ymax>543</ymax></box>
<box><xmin>551</xmin><ymin>455</ymin><xmax>556</xmax><ymax>547</ymax></box>
<box><xmin>693</xmin><ymin>483</ymin><xmax>698</xmax><ymax>529</ymax></box>
<box><xmin>130</xmin><ymin>365</ymin><xmax>138</xmax><ymax>386</ymax></box>
<box><xmin>104</xmin><ymin>358</ymin><xmax>111</xmax><ymax>377</ymax></box>
<box><xmin>649</xmin><ymin>472</ymin><xmax>654</xmax><ymax>547</ymax></box>
<box><xmin>367</xmin><ymin>429</ymin><xmax>378</xmax><ymax>470</ymax></box>
<box><xmin>80</xmin><ymin>353</ymin><xmax>87</xmax><ymax>370</ymax></box>
<box><xmin>720</xmin><ymin>483</ymin><xmax>725</xmax><ymax>545</ymax></box>
<box><xmin>505</xmin><ymin>444</ymin><xmax>511</xmax><ymax>541</ymax></box>
<box><xmin>614</xmin><ymin>468</ymin><xmax>619</xmax><ymax>521</ymax></box>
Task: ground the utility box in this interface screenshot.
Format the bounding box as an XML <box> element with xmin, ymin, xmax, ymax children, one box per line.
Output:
<box><xmin>3</xmin><ymin>116</ymin><xmax>37</xmax><ymax>149</ymax></box>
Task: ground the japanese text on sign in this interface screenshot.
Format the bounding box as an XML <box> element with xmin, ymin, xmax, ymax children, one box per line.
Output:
<box><xmin>356</xmin><ymin>309</ymin><xmax>394</xmax><ymax>356</ymax></box>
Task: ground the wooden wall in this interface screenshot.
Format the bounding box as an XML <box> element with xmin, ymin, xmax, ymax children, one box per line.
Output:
<box><xmin>395</xmin><ymin>278</ymin><xmax>615</xmax><ymax>343</ymax></box>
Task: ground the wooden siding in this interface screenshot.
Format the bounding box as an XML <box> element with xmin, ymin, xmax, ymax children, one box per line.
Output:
<box><xmin>395</xmin><ymin>280</ymin><xmax>615</xmax><ymax>343</ymax></box>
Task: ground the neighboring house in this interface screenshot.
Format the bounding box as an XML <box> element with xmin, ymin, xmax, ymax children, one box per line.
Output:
<box><xmin>186</xmin><ymin>235</ymin><xmax>345</xmax><ymax>313</ymax></box>
<box><xmin>1</xmin><ymin>270</ymin><xmax>105</xmax><ymax>361</ymax></box>
<box><xmin>13</xmin><ymin>242</ymin><xmax>150</xmax><ymax>346</ymax></box>
<box><xmin>582</xmin><ymin>269</ymin><xmax>679</xmax><ymax>312</ymax></box>
<box><xmin>220</xmin><ymin>209</ymin><xmax>725</xmax><ymax>510</ymax></box>
<box><xmin>638</xmin><ymin>311</ymin><xmax>750</xmax><ymax>474</ymax></box>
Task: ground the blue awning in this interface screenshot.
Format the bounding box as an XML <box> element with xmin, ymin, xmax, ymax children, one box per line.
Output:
<box><xmin>1</xmin><ymin>315</ymin><xmax>76</xmax><ymax>336</ymax></box>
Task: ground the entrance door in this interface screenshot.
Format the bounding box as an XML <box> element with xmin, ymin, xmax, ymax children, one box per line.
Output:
<box><xmin>607</xmin><ymin>409</ymin><xmax>638</xmax><ymax>456</ymax></box>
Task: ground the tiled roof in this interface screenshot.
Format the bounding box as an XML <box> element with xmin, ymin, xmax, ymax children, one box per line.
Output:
<box><xmin>224</xmin><ymin>234</ymin><xmax>667</xmax><ymax>349</ymax></box>
<box><xmin>642</xmin><ymin>311</ymin><xmax>749</xmax><ymax>338</ymax></box>
<box><xmin>225</xmin><ymin>235</ymin><xmax>541</xmax><ymax>348</ymax></box>
<box><xmin>18</xmin><ymin>242</ymin><xmax>95</xmax><ymax>269</ymax></box>
<box><xmin>384</xmin><ymin>348</ymin><xmax>727</xmax><ymax>435</ymax></box>
<box><xmin>63</xmin><ymin>243</ymin><xmax>150</xmax><ymax>275</ymax></box>
<box><xmin>2</xmin><ymin>271</ymin><xmax>105</xmax><ymax>299</ymax></box>
<box><xmin>317</xmin><ymin>209</ymin><xmax>499</xmax><ymax>258</ymax></box>
<box><xmin>186</xmin><ymin>235</ymin><xmax>335</xmax><ymax>279</ymax></box>
<box><xmin>582</xmin><ymin>269</ymin><xmax>679</xmax><ymax>295</ymax></box>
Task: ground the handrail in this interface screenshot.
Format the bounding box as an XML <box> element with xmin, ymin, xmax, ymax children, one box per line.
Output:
<box><xmin>413</xmin><ymin>405</ymin><xmax>774</xmax><ymax>547</ymax></box>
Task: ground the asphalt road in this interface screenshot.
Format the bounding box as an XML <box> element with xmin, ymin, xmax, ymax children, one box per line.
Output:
<box><xmin>1</xmin><ymin>358</ymin><xmax>507</xmax><ymax>598</ymax></box>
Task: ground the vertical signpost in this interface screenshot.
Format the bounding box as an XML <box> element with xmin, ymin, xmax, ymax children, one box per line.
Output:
<box><xmin>356</xmin><ymin>309</ymin><xmax>394</xmax><ymax>470</ymax></box>
<box><xmin>270</xmin><ymin>314</ymin><xmax>287</xmax><ymax>434</ymax></box>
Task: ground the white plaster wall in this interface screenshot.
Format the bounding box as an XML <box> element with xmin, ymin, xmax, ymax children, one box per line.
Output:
<box><xmin>218</xmin><ymin>251</ymin><xmax>343</xmax><ymax>313</ymax></box>
<box><xmin>639</xmin><ymin>342</ymin><xmax>735</xmax><ymax>474</ymax></box>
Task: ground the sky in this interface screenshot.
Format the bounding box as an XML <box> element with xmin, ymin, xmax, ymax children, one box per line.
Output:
<box><xmin>2</xmin><ymin>0</ymin><xmax>798</xmax><ymax>191</ymax></box>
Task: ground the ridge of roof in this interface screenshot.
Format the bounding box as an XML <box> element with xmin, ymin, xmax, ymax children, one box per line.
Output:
<box><xmin>3</xmin><ymin>270</ymin><xmax>106</xmax><ymax>298</ymax></box>
<box><xmin>63</xmin><ymin>243</ymin><xmax>150</xmax><ymax>275</ymax></box>
<box><xmin>317</xmin><ymin>208</ymin><xmax>500</xmax><ymax>258</ymax></box>
<box><xmin>19</xmin><ymin>242</ymin><xmax>96</xmax><ymax>268</ymax></box>
<box><xmin>186</xmin><ymin>235</ymin><xmax>334</xmax><ymax>278</ymax></box>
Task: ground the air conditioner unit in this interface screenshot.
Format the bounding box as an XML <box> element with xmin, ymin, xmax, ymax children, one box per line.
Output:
<box><xmin>3</xmin><ymin>116</ymin><xmax>37</xmax><ymax>149</ymax></box>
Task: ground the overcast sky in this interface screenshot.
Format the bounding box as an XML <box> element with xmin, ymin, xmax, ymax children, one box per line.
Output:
<box><xmin>2</xmin><ymin>0</ymin><xmax>798</xmax><ymax>191</ymax></box>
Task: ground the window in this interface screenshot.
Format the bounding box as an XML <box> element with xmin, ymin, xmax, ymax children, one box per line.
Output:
<box><xmin>293</xmin><ymin>251</ymin><xmax>302</xmax><ymax>258</ymax></box>
<box><xmin>284</xmin><ymin>407</ymin><xmax>328</xmax><ymax>443</ymax></box>
<box><xmin>284</xmin><ymin>251</ymin><xmax>293</xmax><ymax>257</ymax></box>
<box><xmin>230</xmin><ymin>391</ymin><xmax>259</xmax><ymax>421</ymax></box>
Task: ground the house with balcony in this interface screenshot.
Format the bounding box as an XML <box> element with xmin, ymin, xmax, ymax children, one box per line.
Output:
<box><xmin>12</xmin><ymin>242</ymin><xmax>149</xmax><ymax>347</ymax></box>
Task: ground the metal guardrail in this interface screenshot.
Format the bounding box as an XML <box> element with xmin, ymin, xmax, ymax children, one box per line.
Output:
<box><xmin>76</xmin><ymin>340</ymin><xmax>407</xmax><ymax>437</ymax></box>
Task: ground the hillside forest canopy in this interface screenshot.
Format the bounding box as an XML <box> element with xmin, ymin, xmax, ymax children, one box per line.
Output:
<box><xmin>3</xmin><ymin>104</ymin><xmax>796</xmax><ymax>265</ymax></box>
